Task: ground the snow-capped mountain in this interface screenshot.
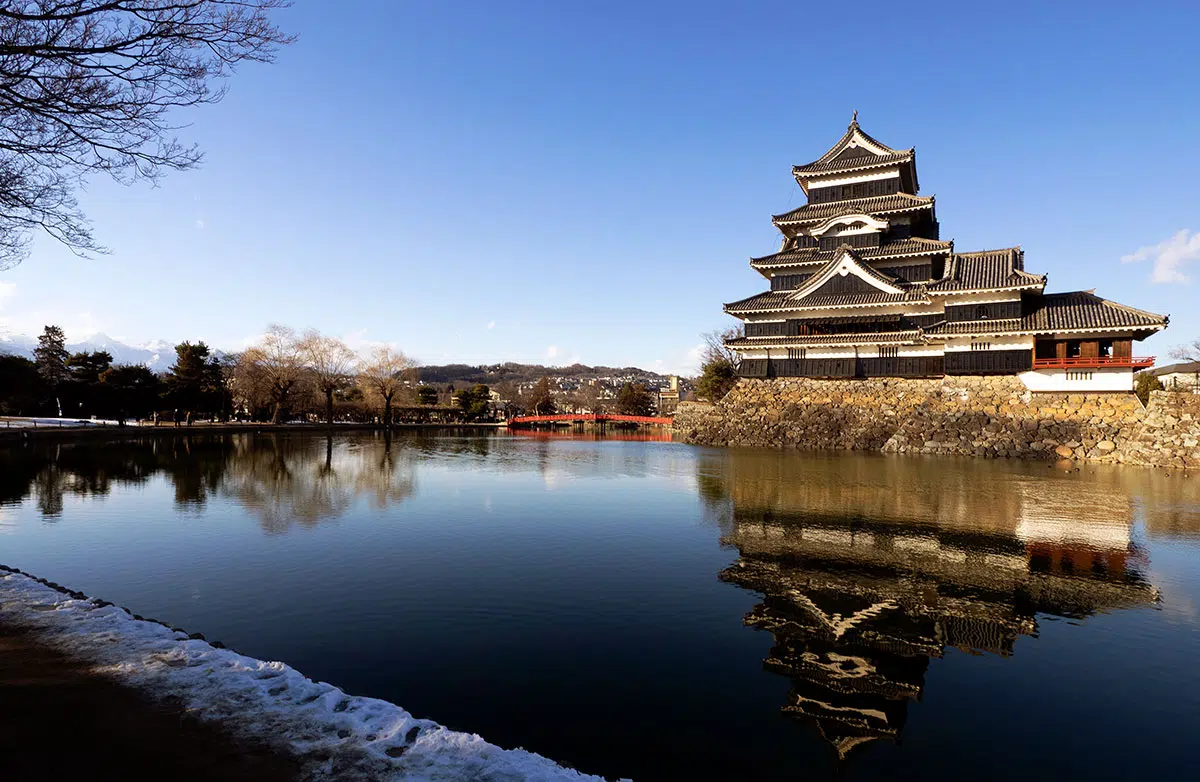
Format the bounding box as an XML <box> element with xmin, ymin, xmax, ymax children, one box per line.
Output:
<box><xmin>0</xmin><ymin>332</ymin><xmax>179</xmax><ymax>372</ymax></box>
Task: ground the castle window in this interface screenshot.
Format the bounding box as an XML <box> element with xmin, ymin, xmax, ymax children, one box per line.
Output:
<box><xmin>971</xmin><ymin>341</ymin><xmax>992</xmax><ymax>351</ymax></box>
<box><xmin>976</xmin><ymin>305</ymin><xmax>990</xmax><ymax>320</ymax></box>
<box><xmin>878</xmin><ymin>345</ymin><xmax>899</xmax><ymax>359</ymax></box>
<box><xmin>1067</xmin><ymin>370</ymin><xmax>1094</xmax><ymax>381</ymax></box>
<box><xmin>787</xmin><ymin>348</ymin><xmax>807</xmax><ymax>360</ymax></box>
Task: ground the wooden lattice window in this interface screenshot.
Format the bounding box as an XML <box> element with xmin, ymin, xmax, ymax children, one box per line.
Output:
<box><xmin>971</xmin><ymin>341</ymin><xmax>992</xmax><ymax>351</ymax></box>
<box><xmin>878</xmin><ymin>345</ymin><xmax>899</xmax><ymax>359</ymax></box>
<box><xmin>787</xmin><ymin>348</ymin><xmax>807</xmax><ymax>360</ymax></box>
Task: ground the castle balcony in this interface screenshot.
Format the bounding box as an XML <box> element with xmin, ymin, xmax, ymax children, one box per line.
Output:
<box><xmin>1032</xmin><ymin>356</ymin><xmax>1155</xmax><ymax>370</ymax></box>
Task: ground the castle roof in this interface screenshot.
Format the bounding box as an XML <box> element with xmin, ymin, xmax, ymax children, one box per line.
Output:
<box><xmin>791</xmin><ymin>117</ymin><xmax>917</xmax><ymax>190</ymax></box>
<box><xmin>751</xmin><ymin>237</ymin><xmax>952</xmax><ymax>270</ymax></box>
<box><xmin>1148</xmin><ymin>361</ymin><xmax>1200</xmax><ymax>377</ymax></box>
<box><xmin>726</xmin><ymin>331</ymin><xmax>924</xmax><ymax>348</ymax></box>
<box><xmin>924</xmin><ymin>291</ymin><xmax>1168</xmax><ymax>337</ymax></box>
<box><xmin>927</xmin><ymin>248</ymin><xmax>1046</xmax><ymax>294</ymax></box>
<box><xmin>772</xmin><ymin>193</ymin><xmax>933</xmax><ymax>227</ymax></box>
<box><xmin>725</xmin><ymin>288</ymin><xmax>929</xmax><ymax>314</ymax></box>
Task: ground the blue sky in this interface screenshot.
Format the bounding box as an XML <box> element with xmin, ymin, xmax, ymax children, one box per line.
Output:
<box><xmin>1</xmin><ymin>0</ymin><xmax>1198</xmax><ymax>373</ymax></box>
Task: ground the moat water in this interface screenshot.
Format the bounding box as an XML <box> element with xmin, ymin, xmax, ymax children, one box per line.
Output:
<box><xmin>2</xmin><ymin>432</ymin><xmax>1199</xmax><ymax>780</ymax></box>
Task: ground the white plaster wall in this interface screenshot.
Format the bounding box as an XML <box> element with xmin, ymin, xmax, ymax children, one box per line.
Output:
<box><xmin>807</xmin><ymin>168</ymin><xmax>902</xmax><ymax>189</ymax></box>
<box><xmin>1018</xmin><ymin>368</ymin><xmax>1134</xmax><ymax>392</ymax></box>
<box><xmin>898</xmin><ymin>345</ymin><xmax>944</xmax><ymax>357</ymax></box>
<box><xmin>943</xmin><ymin>336</ymin><xmax>1033</xmax><ymax>352</ymax></box>
<box><xmin>1158</xmin><ymin>372</ymin><xmax>1200</xmax><ymax>390</ymax></box>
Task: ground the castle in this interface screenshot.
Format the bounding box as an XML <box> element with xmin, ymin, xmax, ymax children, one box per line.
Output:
<box><xmin>723</xmin><ymin>115</ymin><xmax>1167</xmax><ymax>392</ymax></box>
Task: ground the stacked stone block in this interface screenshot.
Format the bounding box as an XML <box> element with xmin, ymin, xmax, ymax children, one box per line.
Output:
<box><xmin>672</xmin><ymin>378</ymin><xmax>1198</xmax><ymax>470</ymax></box>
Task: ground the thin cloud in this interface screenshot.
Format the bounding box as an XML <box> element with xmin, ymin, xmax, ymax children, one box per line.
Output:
<box><xmin>0</xmin><ymin>280</ymin><xmax>15</xmax><ymax>307</ymax></box>
<box><xmin>546</xmin><ymin>345</ymin><xmax>558</xmax><ymax>359</ymax></box>
<box><xmin>486</xmin><ymin>320</ymin><xmax>496</xmax><ymax>330</ymax></box>
<box><xmin>1121</xmin><ymin>229</ymin><xmax>1200</xmax><ymax>284</ymax></box>
<box><xmin>195</xmin><ymin>218</ymin><xmax>206</xmax><ymax>230</ymax></box>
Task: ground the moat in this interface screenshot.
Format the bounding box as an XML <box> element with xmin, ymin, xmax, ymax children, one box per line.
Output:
<box><xmin>2</xmin><ymin>432</ymin><xmax>1199</xmax><ymax>780</ymax></box>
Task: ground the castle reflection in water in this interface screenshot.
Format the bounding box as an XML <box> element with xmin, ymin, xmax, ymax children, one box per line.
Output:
<box><xmin>697</xmin><ymin>450</ymin><xmax>1191</xmax><ymax>759</ymax></box>
<box><xmin>4</xmin><ymin>432</ymin><xmax>1199</xmax><ymax>765</ymax></box>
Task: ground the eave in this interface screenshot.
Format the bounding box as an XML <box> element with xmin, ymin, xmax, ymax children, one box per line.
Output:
<box><xmin>772</xmin><ymin>194</ymin><xmax>935</xmax><ymax>228</ymax></box>
<box><xmin>926</xmin><ymin>282</ymin><xmax>1047</xmax><ymax>297</ymax></box>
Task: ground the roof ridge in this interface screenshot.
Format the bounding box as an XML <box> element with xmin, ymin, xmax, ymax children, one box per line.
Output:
<box><xmin>951</xmin><ymin>246</ymin><xmax>1023</xmax><ymax>258</ymax></box>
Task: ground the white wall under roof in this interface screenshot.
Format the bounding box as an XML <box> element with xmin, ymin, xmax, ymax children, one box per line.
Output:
<box><xmin>807</xmin><ymin>167</ymin><xmax>902</xmax><ymax>189</ymax></box>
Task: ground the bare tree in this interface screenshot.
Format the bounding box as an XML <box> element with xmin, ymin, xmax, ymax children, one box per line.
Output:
<box><xmin>0</xmin><ymin>1</ymin><xmax>293</xmax><ymax>268</ymax></box>
<box><xmin>238</xmin><ymin>324</ymin><xmax>303</xmax><ymax>423</ymax></box>
<box><xmin>1170</xmin><ymin>340</ymin><xmax>1200</xmax><ymax>363</ymax></box>
<box><xmin>696</xmin><ymin>326</ymin><xmax>744</xmax><ymax>402</ymax></box>
<box><xmin>701</xmin><ymin>326</ymin><xmax>744</xmax><ymax>368</ymax></box>
<box><xmin>300</xmin><ymin>331</ymin><xmax>357</xmax><ymax>426</ymax></box>
<box><xmin>358</xmin><ymin>346</ymin><xmax>416</xmax><ymax>428</ymax></box>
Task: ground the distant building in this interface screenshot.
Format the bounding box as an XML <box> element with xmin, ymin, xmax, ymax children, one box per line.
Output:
<box><xmin>1147</xmin><ymin>361</ymin><xmax>1200</xmax><ymax>392</ymax></box>
<box><xmin>722</xmin><ymin>115</ymin><xmax>1169</xmax><ymax>392</ymax></box>
<box><xmin>658</xmin><ymin>375</ymin><xmax>680</xmax><ymax>414</ymax></box>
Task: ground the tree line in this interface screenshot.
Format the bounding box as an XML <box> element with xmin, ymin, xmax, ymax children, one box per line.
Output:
<box><xmin>0</xmin><ymin>324</ymin><xmax>662</xmax><ymax>424</ymax></box>
<box><xmin>0</xmin><ymin>324</ymin><xmax>417</xmax><ymax>425</ymax></box>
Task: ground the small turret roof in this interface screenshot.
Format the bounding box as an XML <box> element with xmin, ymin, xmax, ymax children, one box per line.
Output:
<box><xmin>927</xmin><ymin>248</ymin><xmax>1046</xmax><ymax>294</ymax></box>
<box><xmin>791</xmin><ymin>116</ymin><xmax>917</xmax><ymax>190</ymax></box>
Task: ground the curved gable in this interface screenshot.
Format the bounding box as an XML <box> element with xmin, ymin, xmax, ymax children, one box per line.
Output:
<box><xmin>807</xmin><ymin>213</ymin><xmax>889</xmax><ymax>238</ymax></box>
<box><xmin>789</xmin><ymin>247</ymin><xmax>905</xmax><ymax>302</ymax></box>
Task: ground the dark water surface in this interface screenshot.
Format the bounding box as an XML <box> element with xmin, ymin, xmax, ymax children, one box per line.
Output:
<box><xmin>2</xmin><ymin>432</ymin><xmax>1199</xmax><ymax>780</ymax></box>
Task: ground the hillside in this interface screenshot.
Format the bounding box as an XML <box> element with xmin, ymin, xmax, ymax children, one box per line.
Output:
<box><xmin>418</xmin><ymin>362</ymin><xmax>675</xmax><ymax>385</ymax></box>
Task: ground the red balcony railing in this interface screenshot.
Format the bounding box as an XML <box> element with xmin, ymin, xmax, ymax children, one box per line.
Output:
<box><xmin>1032</xmin><ymin>356</ymin><xmax>1155</xmax><ymax>370</ymax></box>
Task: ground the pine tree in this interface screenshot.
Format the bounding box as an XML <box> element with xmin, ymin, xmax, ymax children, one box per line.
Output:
<box><xmin>33</xmin><ymin>325</ymin><xmax>70</xmax><ymax>410</ymax></box>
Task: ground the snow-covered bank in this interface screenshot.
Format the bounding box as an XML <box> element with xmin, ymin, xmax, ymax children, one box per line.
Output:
<box><xmin>0</xmin><ymin>568</ymin><xmax>609</xmax><ymax>781</ymax></box>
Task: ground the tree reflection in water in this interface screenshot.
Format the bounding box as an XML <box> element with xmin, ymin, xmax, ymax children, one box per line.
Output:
<box><xmin>0</xmin><ymin>433</ymin><xmax>417</xmax><ymax>532</ymax></box>
<box><xmin>699</xmin><ymin>450</ymin><xmax>1196</xmax><ymax>760</ymax></box>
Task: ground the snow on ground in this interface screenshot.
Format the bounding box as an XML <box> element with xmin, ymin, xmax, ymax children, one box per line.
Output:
<box><xmin>0</xmin><ymin>416</ymin><xmax>114</xmax><ymax>428</ymax></box>
<box><xmin>0</xmin><ymin>569</ymin><xmax>611</xmax><ymax>781</ymax></box>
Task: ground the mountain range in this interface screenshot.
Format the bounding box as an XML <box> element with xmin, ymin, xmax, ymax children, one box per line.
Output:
<box><xmin>0</xmin><ymin>332</ymin><xmax>178</xmax><ymax>372</ymax></box>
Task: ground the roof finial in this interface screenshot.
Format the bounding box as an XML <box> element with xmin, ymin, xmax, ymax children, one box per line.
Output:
<box><xmin>851</xmin><ymin>109</ymin><xmax>858</xmax><ymax>127</ymax></box>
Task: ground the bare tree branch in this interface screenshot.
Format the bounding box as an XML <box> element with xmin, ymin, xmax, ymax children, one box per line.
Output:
<box><xmin>0</xmin><ymin>0</ymin><xmax>293</xmax><ymax>268</ymax></box>
<box><xmin>1169</xmin><ymin>339</ymin><xmax>1200</xmax><ymax>364</ymax></box>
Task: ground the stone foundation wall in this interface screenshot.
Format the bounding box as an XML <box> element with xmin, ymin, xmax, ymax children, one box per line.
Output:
<box><xmin>672</xmin><ymin>378</ymin><xmax>1200</xmax><ymax>469</ymax></box>
<box><xmin>1115</xmin><ymin>391</ymin><xmax>1200</xmax><ymax>469</ymax></box>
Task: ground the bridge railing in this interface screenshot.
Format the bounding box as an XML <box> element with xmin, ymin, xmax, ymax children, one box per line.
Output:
<box><xmin>507</xmin><ymin>413</ymin><xmax>673</xmax><ymax>425</ymax></box>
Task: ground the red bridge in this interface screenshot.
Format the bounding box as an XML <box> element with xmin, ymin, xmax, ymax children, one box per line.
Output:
<box><xmin>507</xmin><ymin>413</ymin><xmax>673</xmax><ymax>426</ymax></box>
